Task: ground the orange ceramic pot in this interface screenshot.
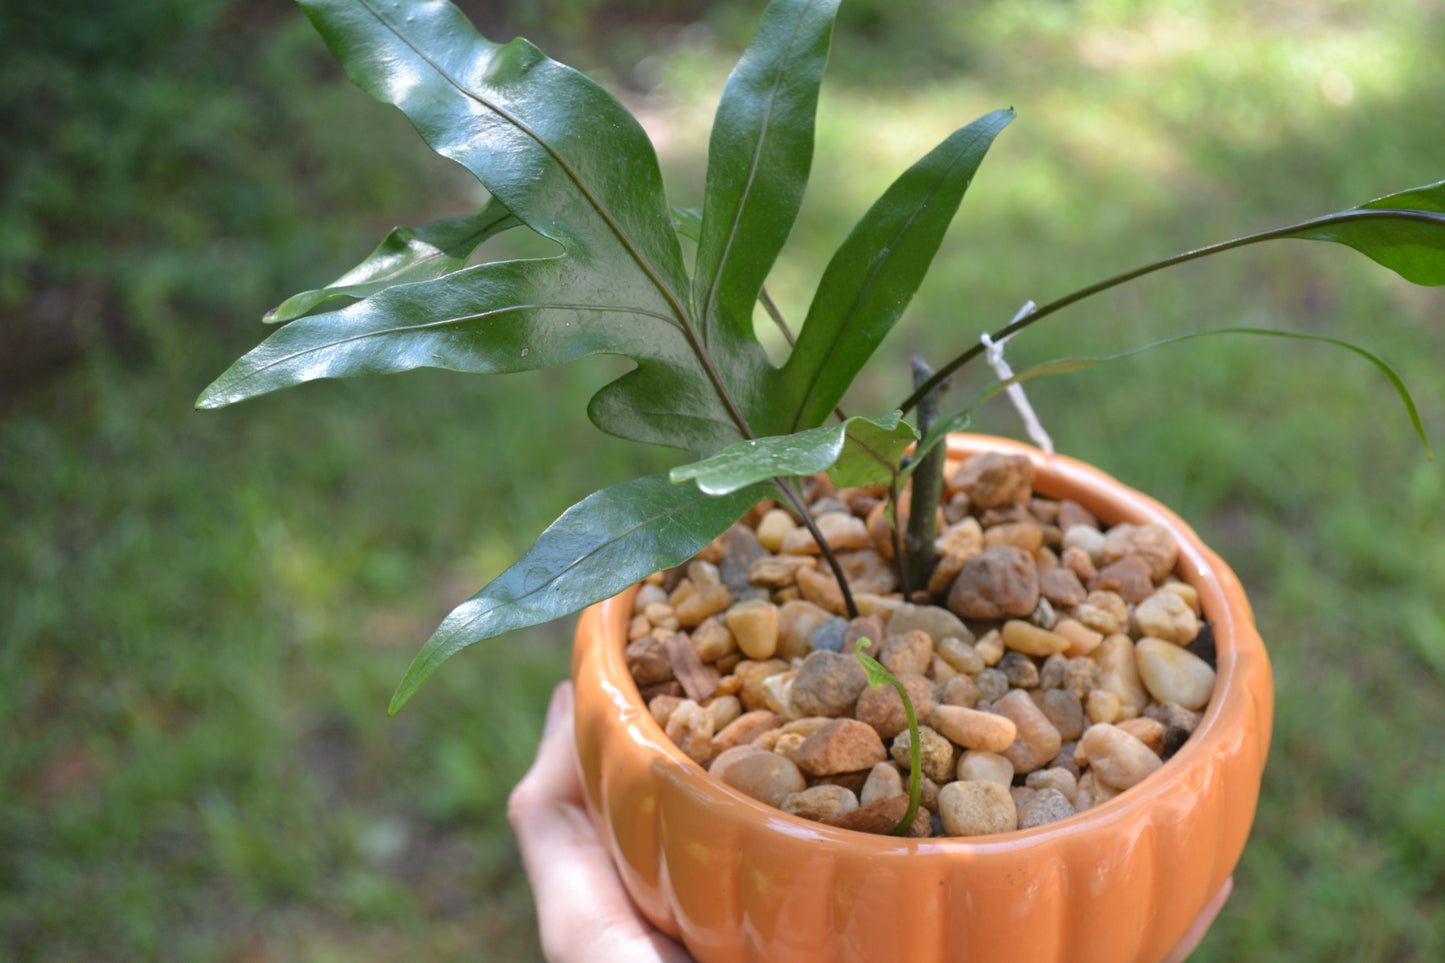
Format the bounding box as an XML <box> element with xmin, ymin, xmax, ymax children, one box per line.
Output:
<box><xmin>572</xmin><ymin>434</ymin><xmax>1273</xmax><ymax>963</ymax></box>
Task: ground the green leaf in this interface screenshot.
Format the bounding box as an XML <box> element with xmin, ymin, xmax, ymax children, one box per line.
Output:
<box><xmin>671</xmin><ymin>206</ymin><xmax>703</xmax><ymax>243</ymax></box>
<box><xmin>669</xmin><ymin>412</ymin><xmax>910</xmax><ymax>495</ymax></box>
<box><xmin>695</xmin><ymin>0</ymin><xmax>838</xmax><ymax>342</ymax></box>
<box><xmin>1287</xmin><ymin>181</ymin><xmax>1445</xmax><ymax>286</ymax></box>
<box><xmin>777</xmin><ymin>109</ymin><xmax>1014</xmax><ymax>432</ymax></box>
<box><xmin>264</xmin><ymin>198</ymin><xmax>520</xmax><ymax>323</ymax></box>
<box><xmin>298</xmin><ymin>0</ymin><xmax>687</xmax><ymax>291</ymax></box>
<box><xmin>389</xmin><ymin>474</ymin><xmax>768</xmax><ymax>714</ymax></box>
<box><xmin>830</xmin><ymin>413</ymin><xmax>917</xmax><ymax>489</ymax></box>
<box><xmin>919</xmin><ymin>327</ymin><xmax>1432</xmax><ymax>459</ymax></box>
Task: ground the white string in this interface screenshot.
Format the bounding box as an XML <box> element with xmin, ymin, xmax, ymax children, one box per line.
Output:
<box><xmin>982</xmin><ymin>301</ymin><xmax>1054</xmax><ymax>455</ymax></box>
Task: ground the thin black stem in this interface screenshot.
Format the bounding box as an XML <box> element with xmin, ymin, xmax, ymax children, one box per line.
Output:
<box><xmin>903</xmin><ymin>358</ymin><xmax>945</xmax><ymax>592</ymax></box>
<box><xmin>773</xmin><ymin>478</ymin><xmax>859</xmax><ymax>620</ymax></box>
<box><xmin>899</xmin><ymin>207</ymin><xmax>1445</xmax><ymax>414</ymax></box>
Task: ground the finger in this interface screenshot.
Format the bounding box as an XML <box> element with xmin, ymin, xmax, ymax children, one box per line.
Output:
<box><xmin>508</xmin><ymin>681</ymin><xmax>585</xmax><ymax>812</ymax></box>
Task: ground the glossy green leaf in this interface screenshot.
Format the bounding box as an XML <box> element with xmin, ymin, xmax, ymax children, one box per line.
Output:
<box><xmin>1288</xmin><ymin>181</ymin><xmax>1445</xmax><ymax>286</ymax></box>
<box><xmin>389</xmin><ymin>474</ymin><xmax>768</xmax><ymax>713</ymax></box>
<box><xmin>777</xmin><ymin>109</ymin><xmax>1014</xmax><ymax>432</ymax></box>
<box><xmin>694</xmin><ymin>0</ymin><xmax>838</xmax><ymax>342</ymax></box>
<box><xmin>917</xmin><ymin>326</ymin><xmax>1432</xmax><ymax>460</ymax></box>
<box><xmin>264</xmin><ymin>198</ymin><xmax>520</xmax><ymax>323</ymax></box>
<box><xmin>830</xmin><ymin>412</ymin><xmax>916</xmax><ymax>489</ymax></box>
<box><xmin>669</xmin><ymin>413</ymin><xmax>909</xmax><ymax>495</ymax></box>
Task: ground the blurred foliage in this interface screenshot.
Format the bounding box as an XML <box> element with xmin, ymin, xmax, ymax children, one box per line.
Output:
<box><xmin>3</xmin><ymin>0</ymin><xmax>1444</xmax><ymax>960</ymax></box>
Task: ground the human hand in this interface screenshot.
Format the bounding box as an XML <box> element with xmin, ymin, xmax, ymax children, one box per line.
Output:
<box><xmin>510</xmin><ymin>681</ymin><xmax>1230</xmax><ymax>963</ymax></box>
<box><xmin>508</xmin><ymin>681</ymin><xmax>691</xmax><ymax>963</ymax></box>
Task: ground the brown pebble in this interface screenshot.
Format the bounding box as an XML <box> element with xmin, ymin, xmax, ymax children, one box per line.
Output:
<box><xmin>793</xmin><ymin>719</ymin><xmax>887</xmax><ymax>776</ymax></box>
<box><xmin>854</xmin><ymin>673</ymin><xmax>937</xmax><ymax>740</ymax></box>
<box><xmin>938</xmin><ymin>780</ymin><xmax>1018</xmax><ymax>836</ymax></box>
<box><xmin>822</xmin><ymin>793</ymin><xmax>932</xmax><ymax>836</ymax></box>
<box><xmin>951</xmin><ymin>452</ymin><xmax>1034</xmax><ymax>509</ymax></box>
<box><xmin>790</xmin><ymin>650</ymin><xmax>870</xmax><ymax>718</ymax></box>
<box><xmin>990</xmin><ymin>689</ymin><xmax>1063</xmax><ymax>775</ymax></box>
<box><xmin>947</xmin><ymin>545</ymin><xmax>1041</xmax><ymax>621</ymax></box>
<box><xmin>711</xmin><ymin>709</ymin><xmax>783</xmax><ymax>754</ymax></box>
<box><xmin>1087</xmin><ymin>554</ymin><xmax>1154</xmax><ymax>604</ymax></box>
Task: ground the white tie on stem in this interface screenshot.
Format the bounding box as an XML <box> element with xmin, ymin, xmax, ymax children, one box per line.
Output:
<box><xmin>982</xmin><ymin>301</ymin><xmax>1054</xmax><ymax>455</ymax></box>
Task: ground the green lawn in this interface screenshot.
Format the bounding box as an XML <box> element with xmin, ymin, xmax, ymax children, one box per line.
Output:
<box><xmin>3</xmin><ymin>0</ymin><xmax>1443</xmax><ymax>960</ymax></box>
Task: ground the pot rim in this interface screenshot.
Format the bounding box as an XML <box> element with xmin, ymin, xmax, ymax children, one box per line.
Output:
<box><xmin>585</xmin><ymin>433</ymin><xmax>1270</xmax><ymax>855</ymax></box>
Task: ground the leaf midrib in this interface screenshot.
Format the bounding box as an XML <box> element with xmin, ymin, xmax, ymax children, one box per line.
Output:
<box><xmin>354</xmin><ymin>0</ymin><xmax>758</xmax><ymax>441</ymax></box>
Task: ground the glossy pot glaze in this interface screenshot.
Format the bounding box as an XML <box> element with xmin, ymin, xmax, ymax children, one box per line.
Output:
<box><xmin>572</xmin><ymin>435</ymin><xmax>1273</xmax><ymax>963</ymax></box>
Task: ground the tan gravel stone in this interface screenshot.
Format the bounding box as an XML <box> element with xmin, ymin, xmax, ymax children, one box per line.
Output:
<box><xmin>1040</xmin><ymin>688</ymin><xmax>1086</xmax><ymax>741</ymax></box>
<box><xmin>984</xmin><ymin>521</ymin><xmax>1045</xmax><ymax>553</ymax></box>
<box><xmin>939</xmin><ymin>674</ymin><xmax>981</xmax><ymax>709</ymax></box>
<box><xmin>975</xmin><ymin>629</ymin><xmax>1004</xmax><ymax>666</ymax></box>
<box><xmin>776</xmin><ymin>599</ymin><xmax>833</xmax><ymax>658</ymax></box>
<box><xmin>747</xmin><ymin>553</ymin><xmax>817</xmax><ymax>588</ymax></box>
<box><xmin>665</xmin><ymin>699</ymin><xmax>715</xmax><ymax>763</ymax></box>
<box><xmin>754</xmin><ymin>508</ymin><xmax>797</xmax><ymax>553</ymax></box>
<box><xmin>1071</xmin><ymin>590</ymin><xmax>1129</xmax><ymax>636</ymax></box>
<box><xmin>1092</xmin><ymin>634</ymin><xmax>1150</xmax><ymax>716</ymax></box>
<box><xmin>935</xmin><ymin>635</ymin><xmax>985</xmax><ymax>674</ymax></box>
<box><xmin>1078</xmin><ymin>723</ymin><xmax>1164</xmax><ymax>790</ymax></box>
<box><xmin>887</xmin><ymin>602</ymin><xmax>973</xmax><ymax>646</ymax></box>
<box><xmin>710</xmin><ymin>746</ymin><xmax>806</xmax><ymax>806</ymax></box>
<box><xmin>1088</xmin><ymin>554</ymin><xmax>1154</xmax><ymax>605</ymax></box>
<box><xmin>1054</xmin><ymin>618</ymin><xmax>1104</xmax><ymax>658</ymax></box>
<box><xmin>1135</xmin><ymin>637</ymin><xmax>1216</xmax><ymax>711</ymax></box>
<box><xmin>930</xmin><ymin>704</ymin><xmax>1018</xmax><ymax>753</ymax></box>
<box><xmin>781</xmin><ymin>784</ymin><xmax>859</xmax><ymax>821</ymax></box>
<box><xmin>955</xmin><ymin>749</ymin><xmax>1014</xmax><ymax>786</ymax></box>
<box><xmin>795</xmin><ymin>566</ymin><xmax>848</xmax><ymax>615</ymax></box>
<box><xmin>938</xmin><ymin>780</ymin><xmax>1018</xmax><ymax>836</ymax></box>
<box><xmin>1002</xmin><ymin>619</ymin><xmax>1071</xmax><ymax>657</ymax></box>
<box><xmin>1116</xmin><ymin>716</ymin><xmax>1167</xmax><ymax>756</ymax></box>
<box><xmin>990</xmin><ymin>689</ymin><xmax>1063</xmax><ymax>774</ymax></box>
<box><xmin>859</xmin><ymin>762</ymin><xmax>906</xmax><ymax>806</ymax></box>
<box><xmin>854</xmin><ymin>673</ymin><xmax>936</xmax><ymax>740</ymax></box>
<box><xmin>625</xmin><ymin>634</ymin><xmax>674</xmax><ymax>686</ymax></box>
<box><xmin>1085</xmin><ymin>688</ymin><xmax>1122</xmax><ymax>725</ymax></box>
<box><xmin>725</xmin><ymin>599</ymin><xmax>780</xmax><ymax>660</ymax></box>
<box><xmin>876</xmin><ymin>630</ymin><xmax>934</xmax><ymax>677</ymax></box>
<box><xmin>1134</xmin><ymin>590</ymin><xmax>1200</xmax><ymax>645</ymax></box>
<box><xmin>1018</xmin><ymin>787</ymin><xmax>1077</xmax><ymax>829</ymax></box>
<box><xmin>1025</xmin><ymin>767</ymin><xmax>1079</xmax><ymax>806</ymax></box>
<box><xmin>711</xmin><ymin>710</ymin><xmax>783</xmax><ymax>753</ymax></box>
<box><xmin>734</xmin><ymin>658</ymin><xmax>790</xmax><ymax>712</ymax></box>
<box><xmin>1040</xmin><ymin>566</ymin><xmax>1088</xmax><ymax>606</ymax></box>
<box><xmin>1100</xmin><ymin>522</ymin><xmax>1179</xmax><ymax>581</ymax></box>
<box><xmin>890</xmin><ymin>724</ymin><xmax>957</xmax><ymax>784</ymax></box>
<box><xmin>951</xmin><ymin>452</ymin><xmax>1034</xmax><ymax>509</ymax></box>
<box><xmin>692</xmin><ymin>616</ymin><xmax>737</xmax><ymax>663</ymax></box>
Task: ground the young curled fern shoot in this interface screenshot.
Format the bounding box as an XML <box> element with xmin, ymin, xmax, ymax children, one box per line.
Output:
<box><xmin>854</xmin><ymin>638</ymin><xmax>923</xmax><ymax>837</ymax></box>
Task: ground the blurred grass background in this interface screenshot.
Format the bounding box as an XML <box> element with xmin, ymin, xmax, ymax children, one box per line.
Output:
<box><xmin>2</xmin><ymin>0</ymin><xmax>1442</xmax><ymax>959</ymax></box>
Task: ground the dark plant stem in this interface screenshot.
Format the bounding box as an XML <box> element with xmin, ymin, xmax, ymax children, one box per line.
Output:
<box><xmin>774</xmin><ymin>478</ymin><xmax>859</xmax><ymax>619</ymax></box>
<box><xmin>903</xmin><ymin>358</ymin><xmax>945</xmax><ymax>593</ymax></box>
<box><xmin>899</xmin><ymin>207</ymin><xmax>1445</xmax><ymax>415</ymax></box>
<box><xmin>887</xmin><ymin>476</ymin><xmax>909</xmax><ymax>597</ymax></box>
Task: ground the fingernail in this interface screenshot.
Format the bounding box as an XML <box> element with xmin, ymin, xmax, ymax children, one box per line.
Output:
<box><xmin>543</xmin><ymin>681</ymin><xmax>573</xmax><ymax>735</ymax></box>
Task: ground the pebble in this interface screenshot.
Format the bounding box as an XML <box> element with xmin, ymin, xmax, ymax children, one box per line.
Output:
<box><xmin>975</xmin><ymin>630</ymin><xmax>1005</xmax><ymax>666</ymax></box>
<box><xmin>1088</xmin><ymin>554</ymin><xmax>1154</xmax><ymax>605</ymax></box>
<box><xmin>805</xmin><ymin>615</ymin><xmax>849</xmax><ymax>653</ymax></box>
<box><xmin>1134</xmin><ymin>590</ymin><xmax>1200</xmax><ymax>645</ymax></box>
<box><xmin>1078</xmin><ymin>723</ymin><xmax>1163</xmax><ymax>790</ymax></box>
<box><xmin>1085</xmin><ymin>688</ymin><xmax>1122</xmax><ymax>725</ymax></box>
<box><xmin>838</xmin><ymin>549</ymin><xmax>898</xmax><ymax>596</ymax></box>
<box><xmin>890</xmin><ymin>724</ymin><xmax>957</xmax><ymax>784</ymax></box>
<box><xmin>711</xmin><ymin>709</ymin><xmax>783</xmax><ymax>753</ymax></box>
<box><xmin>1101</xmin><ymin>522</ymin><xmax>1179</xmax><ymax>581</ymax></box>
<box><xmin>710</xmin><ymin>746</ymin><xmax>806</xmax><ymax>806</ymax></box>
<box><xmin>1145</xmin><ymin>701</ymin><xmax>1203</xmax><ymax>735</ymax></box>
<box><xmin>975</xmin><ymin>667</ymin><xmax>1010</xmax><ymax>704</ymax></box>
<box><xmin>776</xmin><ymin>600</ymin><xmax>833</xmax><ymax>659</ymax></box>
<box><xmin>951</xmin><ymin>452</ymin><xmax>1034</xmax><ymax>509</ymax></box>
<box><xmin>854</xmin><ymin>673</ymin><xmax>937</xmax><ymax>740</ymax></box>
<box><xmin>930</xmin><ymin>704</ymin><xmax>1018</xmax><ymax>754</ymax></box>
<box><xmin>887</xmin><ymin>602</ymin><xmax>973</xmax><ymax>646</ymax></box>
<box><xmin>877</xmin><ymin>630</ymin><xmax>934</xmax><ymax>677</ymax></box>
<box><xmin>955</xmin><ymin>749</ymin><xmax>1014</xmax><ymax>786</ymax></box>
<box><xmin>633</xmin><ymin>582</ymin><xmax>669</xmax><ymax>613</ymax></box>
<box><xmin>1071</xmin><ymin>590</ymin><xmax>1129</xmax><ymax>636</ymax></box>
<box><xmin>946</xmin><ymin>545</ymin><xmax>1041</xmax><ymax>620</ymax></box>
<box><xmin>725</xmin><ymin>599</ymin><xmax>780</xmax><ymax>660</ymax></box>
<box><xmin>938</xmin><ymin>780</ymin><xmax>1018</xmax><ymax>836</ymax></box>
<box><xmin>796</xmin><ymin>567</ymin><xmax>848</xmax><ymax>614</ymax></box>
<box><xmin>1040</xmin><ymin>566</ymin><xmax>1088</xmax><ymax>606</ymax></box>
<box><xmin>754</xmin><ymin>508</ymin><xmax>797</xmax><ymax>552</ymax></box>
<box><xmin>1062</xmin><ymin>525</ymin><xmax>1107</xmax><ymax>564</ymax></box>
<box><xmin>1135</xmin><ymin>638</ymin><xmax>1216</xmax><ymax>711</ymax></box>
<box><xmin>1040</xmin><ymin>688</ymin><xmax>1086</xmax><ymax>741</ymax></box>
<box><xmin>935</xmin><ymin>635</ymin><xmax>985</xmax><ymax>675</ymax></box>
<box><xmin>733</xmin><ymin>658</ymin><xmax>789</xmax><ymax>712</ymax></box>
<box><xmin>859</xmin><ymin>761</ymin><xmax>905</xmax><ymax>806</ymax></box>
<box><xmin>1092</xmin><ymin>634</ymin><xmax>1151</xmax><ymax>717</ymax></box>
<box><xmin>1116</xmin><ymin>716</ymin><xmax>1167</xmax><ymax>756</ymax></box>
<box><xmin>691</xmin><ymin>616</ymin><xmax>737</xmax><ymax>663</ymax></box>
<box><xmin>1017</xmin><ymin>787</ymin><xmax>1077</xmax><ymax>829</ymax></box>
<box><xmin>781</xmin><ymin>785</ymin><xmax>859</xmax><ymax>821</ymax></box>
<box><xmin>1002</xmin><ymin>619</ymin><xmax>1071</xmax><ymax>658</ymax></box>
<box><xmin>793</xmin><ymin>719</ymin><xmax>887</xmax><ymax>776</ymax></box>
<box><xmin>1025</xmin><ymin>767</ymin><xmax>1079</xmax><ymax>806</ymax></box>
<box><xmin>983</xmin><ymin>520</ymin><xmax>1045</xmax><ymax>553</ymax></box>
<box><xmin>990</xmin><ymin>689</ymin><xmax>1063</xmax><ymax>774</ymax></box>
<box><xmin>747</xmin><ymin>553</ymin><xmax>817</xmax><ymax>589</ymax></box>
<box><xmin>1057</xmin><ymin>500</ymin><xmax>1097</xmax><ymax>534</ymax></box>
<box><xmin>625</xmin><ymin>635</ymin><xmax>674</xmax><ymax>686</ymax></box>
<box><xmin>823</xmin><ymin>793</ymin><xmax>933</xmax><ymax>837</ymax></box>
<box><xmin>790</xmin><ymin>650</ymin><xmax>869</xmax><ymax>717</ymax></box>
<box><xmin>939</xmin><ymin>673</ymin><xmax>981</xmax><ymax>709</ymax></box>
<box><xmin>999</xmin><ymin>651</ymin><xmax>1040</xmax><ymax>689</ymax></box>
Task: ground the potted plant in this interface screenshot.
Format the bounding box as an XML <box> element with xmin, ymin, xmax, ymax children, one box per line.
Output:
<box><xmin>198</xmin><ymin>0</ymin><xmax>1445</xmax><ymax>959</ymax></box>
